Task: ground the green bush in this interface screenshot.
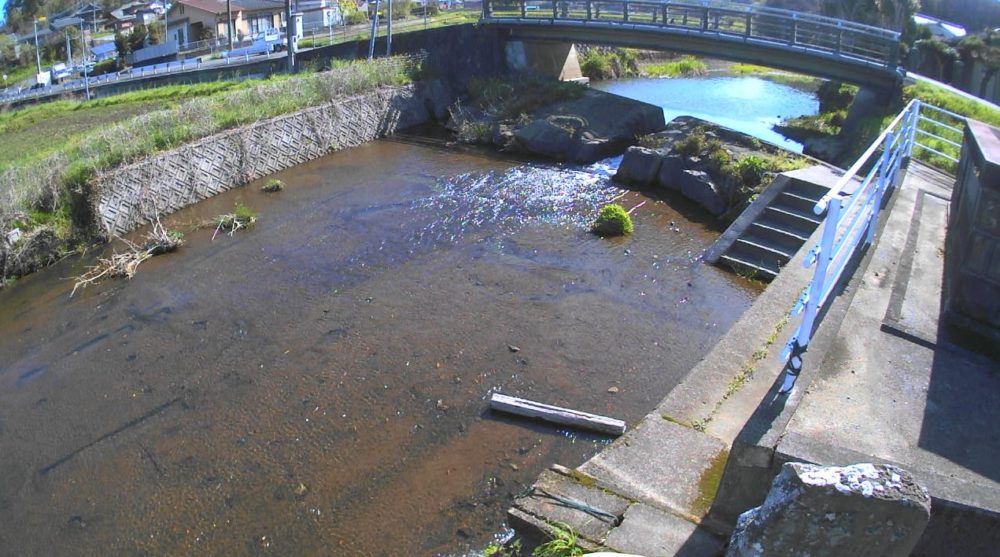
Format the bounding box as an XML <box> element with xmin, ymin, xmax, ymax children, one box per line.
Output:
<box><xmin>591</xmin><ymin>203</ymin><xmax>633</xmax><ymax>237</ymax></box>
<box><xmin>90</xmin><ymin>59</ymin><xmax>118</xmax><ymax>76</ymax></box>
<box><xmin>346</xmin><ymin>11</ymin><xmax>369</xmax><ymax>24</ymax></box>
<box><xmin>580</xmin><ymin>51</ymin><xmax>613</xmax><ymax>80</ymax></box>
<box><xmin>645</xmin><ymin>55</ymin><xmax>707</xmax><ymax>78</ymax></box>
<box><xmin>734</xmin><ymin>155</ymin><xmax>769</xmax><ymax>188</ymax></box>
<box><xmin>672</xmin><ymin>129</ymin><xmax>707</xmax><ymax>157</ymax></box>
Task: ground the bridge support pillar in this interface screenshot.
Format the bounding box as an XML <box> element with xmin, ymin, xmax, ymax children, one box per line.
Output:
<box><xmin>505</xmin><ymin>40</ymin><xmax>585</xmax><ymax>82</ymax></box>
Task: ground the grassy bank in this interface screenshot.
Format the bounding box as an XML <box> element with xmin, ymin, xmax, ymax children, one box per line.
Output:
<box><xmin>0</xmin><ymin>56</ymin><xmax>420</xmax><ymax>283</ymax></box>
<box><xmin>643</xmin><ymin>55</ymin><xmax>707</xmax><ymax>78</ymax></box>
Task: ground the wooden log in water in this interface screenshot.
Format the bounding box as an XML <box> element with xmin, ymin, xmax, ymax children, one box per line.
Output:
<box><xmin>489</xmin><ymin>393</ymin><xmax>627</xmax><ymax>436</ymax></box>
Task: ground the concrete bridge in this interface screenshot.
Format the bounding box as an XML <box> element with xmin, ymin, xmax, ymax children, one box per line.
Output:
<box><xmin>481</xmin><ymin>0</ymin><xmax>904</xmax><ymax>91</ymax></box>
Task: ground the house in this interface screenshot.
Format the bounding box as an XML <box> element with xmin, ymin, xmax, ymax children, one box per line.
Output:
<box><xmin>110</xmin><ymin>1</ymin><xmax>166</xmax><ymax>31</ymax></box>
<box><xmin>90</xmin><ymin>41</ymin><xmax>118</xmax><ymax>61</ymax></box>
<box><xmin>298</xmin><ymin>0</ymin><xmax>341</xmax><ymax>30</ymax></box>
<box><xmin>914</xmin><ymin>13</ymin><xmax>967</xmax><ymax>42</ymax></box>
<box><xmin>167</xmin><ymin>0</ymin><xmax>285</xmax><ymax>46</ymax></box>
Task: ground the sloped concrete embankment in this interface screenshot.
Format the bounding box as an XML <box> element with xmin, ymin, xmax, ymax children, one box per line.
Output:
<box><xmin>91</xmin><ymin>83</ymin><xmax>451</xmax><ymax>237</ymax></box>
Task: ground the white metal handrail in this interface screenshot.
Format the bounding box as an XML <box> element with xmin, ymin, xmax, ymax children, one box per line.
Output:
<box><xmin>778</xmin><ymin>99</ymin><xmax>961</xmax><ymax>392</ymax></box>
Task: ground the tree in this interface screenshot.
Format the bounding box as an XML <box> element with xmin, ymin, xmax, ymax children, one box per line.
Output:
<box><xmin>129</xmin><ymin>22</ymin><xmax>148</xmax><ymax>51</ymax></box>
<box><xmin>148</xmin><ymin>21</ymin><xmax>164</xmax><ymax>44</ymax></box>
<box><xmin>114</xmin><ymin>30</ymin><xmax>130</xmax><ymax>64</ymax></box>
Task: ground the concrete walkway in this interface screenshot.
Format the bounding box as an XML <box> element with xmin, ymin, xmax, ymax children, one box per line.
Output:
<box><xmin>508</xmin><ymin>161</ymin><xmax>1000</xmax><ymax>556</ymax></box>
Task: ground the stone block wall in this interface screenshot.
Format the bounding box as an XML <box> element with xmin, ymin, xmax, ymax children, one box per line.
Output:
<box><xmin>944</xmin><ymin>118</ymin><xmax>1000</xmax><ymax>342</ymax></box>
<box><xmin>94</xmin><ymin>84</ymin><xmax>438</xmax><ymax>236</ymax></box>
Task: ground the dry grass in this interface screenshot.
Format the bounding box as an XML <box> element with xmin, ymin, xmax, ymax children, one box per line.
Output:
<box><xmin>71</xmin><ymin>219</ymin><xmax>183</xmax><ymax>296</ymax></box>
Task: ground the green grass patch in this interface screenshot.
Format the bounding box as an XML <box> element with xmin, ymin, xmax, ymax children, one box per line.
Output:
<box><xmin>533</xmin><ymin>524</ymin><xmax>585</xmax><ymax>557</ymax></box>
<box><xmin>644</xmin><ymin>55</ymin><xmax>707</xmax><ymax>78</ymax></box>
<box><xmin>591</xmin><ymin>203</ymin><xmax>633</xmax><ymax>237</ymax></box>
<box><xmin>261</xmin><ymin>179</ymin><xmax>285</xmax><ymax>193</ymax></box>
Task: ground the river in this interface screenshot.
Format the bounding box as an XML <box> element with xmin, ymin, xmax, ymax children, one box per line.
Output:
<box><xmin>591</xmin><ymin>75</ymin><xmax>819</xmax><ymax>151</ymax></box>
<box><xmin>0</xmin><ymin>74</ymin><xmax>808</xmax><ymax>556</ymax></box>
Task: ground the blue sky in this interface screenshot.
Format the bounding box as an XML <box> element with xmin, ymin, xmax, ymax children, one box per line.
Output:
<box><xmin>0</xmin><ymin>0</ymin><xmax>7</xmax><ymax>27</ymax></box>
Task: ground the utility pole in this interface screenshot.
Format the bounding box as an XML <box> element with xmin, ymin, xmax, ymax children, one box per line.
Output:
<box><xmin>226</xmin><ymin>0</ymin><xmax>234</xmax><ymax>49</ymax></box>
<box><xmin>66</xmin><ymin>28</ymin><xmax>72</xmax><ymax>65</ymax></box>
<box><xmin>386</xmin><ymin>0</ymin><xmax>391</xmax><ymax>56</ymax></box>
<box><xmin>367</xmin><ymin>0</ymin><xmax>379</xmax><ymax>59</ymax></box>
<box><xmin>34</xmin><ymin>17</ymin><xmax>46</xmax><ymax>74</ymax></box>
<box><xmin>285</xmin><ymin>0</ymin><xmax>294</xmax><ymax>71</ymax></box>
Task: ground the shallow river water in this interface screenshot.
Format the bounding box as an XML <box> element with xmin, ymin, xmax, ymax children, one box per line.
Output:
<box><xmin>0</xmin><ymin>132</ymin><xmax>758</xmax><ymax>555</ymax></box>
<box><xmin>592</xmin><ymin>75</ymin><xmax>819</xmax><ymax>151</ymax></box>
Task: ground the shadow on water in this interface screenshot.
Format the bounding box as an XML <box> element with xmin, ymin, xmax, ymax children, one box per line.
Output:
<box><xmin>0</xmin><ymin>133</ymin><xmax>758</xmax><ymax>556</ymax></box>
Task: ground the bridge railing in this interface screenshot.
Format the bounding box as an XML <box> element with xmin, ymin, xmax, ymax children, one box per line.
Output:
<box><xmin>482</xmin><ymin>0</ymin><xmax>901</xmax><ymax>68</ymax></box>
<box><xmin>778</xmin><ymin>99</ymin><xmax>961</xmax><ymax>392</ymax></box>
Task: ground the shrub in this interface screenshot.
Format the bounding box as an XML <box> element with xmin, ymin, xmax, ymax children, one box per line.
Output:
<box><xmin>346</xmin><ymin>11</ymin><xmax>369</xmax><ymax>24</ymax></box>
<box><xmin>90</xmin><ymin>59</ymin><xmax>118</xmax><ymax>76</ymax></box>
<box><xmin>673</xmin><ymin>129</ymin><xmax>707</xmax><ymax>157</ymax></box>
<box><xmin>591</xmin><ymin>203</ymin><xmax>633</xmax><ymax>236</ymax></box>
<box><xmin>580</xmin><ymin>51</ymin><xmax>613</xmax><ymax>80</ymax></box>
<box><xmin>645</xmin><ymin>55</ymin><xmax>707</xmax><ymax>78</ymax></box>
<box><xmin>734</xmin><ymin>155</ymin><xmax>769</xmax><ymax>188</ymax></box>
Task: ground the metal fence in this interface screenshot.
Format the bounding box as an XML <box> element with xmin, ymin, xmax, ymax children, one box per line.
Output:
<box><xmin>778</xmin><ymin>99</ymin><xmax>962</xmax><ymax>392</ymax></box>
<box><xmin>482</xmin><ymin>0</ymin><xmax>901</xmax><ymax>68</ymax></box>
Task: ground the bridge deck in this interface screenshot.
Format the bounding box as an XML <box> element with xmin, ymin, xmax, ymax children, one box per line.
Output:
<box><xmin>483</xmin><ymin>0</ymin><xmax>903</xmax><ymax>89</ymax></box>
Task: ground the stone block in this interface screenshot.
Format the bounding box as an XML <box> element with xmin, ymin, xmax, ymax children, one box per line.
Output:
<box><xmin>615</xmin><ymin>146</ymin><xmax>664</xmax><ymax>187</ymax></box>
<box><xmin>726</xmin><ymin>462</ymin><xmax>931</xmax><ymax>557</ymax></box>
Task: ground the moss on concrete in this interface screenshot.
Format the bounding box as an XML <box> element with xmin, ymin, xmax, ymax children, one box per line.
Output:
<box><xmin>690</xmin><ymin>448</ymin><xmax>729</xmax><ymax>518</ymax></box>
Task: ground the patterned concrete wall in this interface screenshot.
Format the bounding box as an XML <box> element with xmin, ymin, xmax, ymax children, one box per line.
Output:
<box><xmin>95</xmin><ymin>85</ymin><xmax>432</xmax><ymax>236</ymax></box>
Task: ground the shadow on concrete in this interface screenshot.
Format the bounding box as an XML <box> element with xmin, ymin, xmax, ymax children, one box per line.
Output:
<box><xmin>915</xmin><ymin>319</ymin><xmax>1000</xmax><ymax>485</ymax></box>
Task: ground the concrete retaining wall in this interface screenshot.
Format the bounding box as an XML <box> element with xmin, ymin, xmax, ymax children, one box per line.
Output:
<box><xmin>93</xmin><ymin>84</ymin><xmax>442</xmax><ymax>236</ymax></box>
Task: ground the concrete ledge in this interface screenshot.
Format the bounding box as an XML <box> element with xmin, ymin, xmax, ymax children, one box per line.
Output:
<box><xmin>605</xmin><ymin>503</ymin><xmax>724</xmax><ymax>557</ymax></box>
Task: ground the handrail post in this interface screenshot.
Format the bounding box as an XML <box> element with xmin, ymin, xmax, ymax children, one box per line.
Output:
<box><xmin>623</xmin><ymin>1</ymin><xmax>629</xmax><ymax>22</ymax></box>
<box><xmin>867</xmin><ymin>131</ymin><xmax>895</xmax><ymax>245</ymax></box>
<box><xmin>744</xmin><ymin>12</ymin><xmax>751</xmax><ymax>38</ymax></box>
<box><xmin>521</xmin><ymin>0</ymin><xmax>526</xmax><ymax>18</ymax></box>
<box><xmin>907</xmin><ymin>100</ymin><xmax>921</xmax><ymax>157</ymax></box>
<box><xmin>586</xmin><ymin>0</ymin><xmax>592</xmax><ymax>20</ymax></box>
<box><xmin>835</xmin><ymin>21</ymin><xmax>843</xmax><ymax>55</ymax></box>
<box><xmin>483</xmin><ymin>0</ymin><xmax>491</xmax><ymax>18</ymax></box>
<box><xmin>661</xmin><ymin>4</ymin><xmax>667</xmax><ymax>26</ymax></box>
<box><xmin>552</xmin><ymin>0</ymin><xmax>557</xmax><ymax>19</ymax></box>
<box><xmin>702</xmin><ymin>5</ymin><xmax>709</xmax><ymax>31</ymax></box>
<box><xmin>789</xmin><ymin>13</ymin><xmax>797</xmax><ymax>45</ymax></box>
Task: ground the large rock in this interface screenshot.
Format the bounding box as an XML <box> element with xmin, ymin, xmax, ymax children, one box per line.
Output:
<box><xmin>678</xmin><ymin>170</ymin><xmax>727</xmax><ymax>216</ymax></box>
<box><xmin>727</xmin><ymin>462</ymin><xmax>931</xmax><ymax>557</ymax></box>
<box><xmin>615</xmin><ymin>146</ymin><xmax>664</xmax><ymax>186</ymax></box>
<box><xmin>509</xmin><ymin>89</ymin><xmax>665</xmax><ymax>164</ymax></box>
<box><xmin>511</xmin><ymin>119</ymin><xmax>578</xmax><ymax>161</ymax></box>
<box><xmin>656</xmin><ymin>153</ymin><xmax>728</xmax><ymax>216</ymax></box>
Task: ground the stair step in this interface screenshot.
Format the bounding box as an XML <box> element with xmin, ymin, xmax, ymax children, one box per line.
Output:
<box><xmin>786</xmin><ymin>178</ymin><xmax>831</xmax><ymax>201</ymax></box>
<box><xmin>755</xmin><ymin>215</ymin><xmax>813</xmax><ymax>241</ymax></box>
<box><xmin>777</xmin><ymin>191</ymin><xmax>825</xmax><ymax>214</ymax></box>
<box><xmin>735</xmin><ymin>236</ymin><xmax>795</xmax><ymax>262</ymax></box>
<box><xmin>720</xmin><ymin>252</ymin><xmax>779</xmax><ymax>281</ymax></box>
<box><xmin>765</xmin><ymin>205</ymin><xmax>823</xmax><ymax>230</ymax></box>
<box><xmin>748</xmin><ymin>221</ymin><xmax>808</xmax><ymax>249</ymax></box>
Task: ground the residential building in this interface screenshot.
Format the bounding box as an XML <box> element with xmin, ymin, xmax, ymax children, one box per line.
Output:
<box><xmin>167</xmin><ymin>0</ymin><xmax>285</xmax><ymax>46</ymax></box>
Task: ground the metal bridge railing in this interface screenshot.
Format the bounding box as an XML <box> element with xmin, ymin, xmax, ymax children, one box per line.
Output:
<box><xmin>778</xmin><ymin>99</ymin><xmax>962</xmax><ymax>392</ymax></box>
<box><xmin>482</xmin><ymin>0</ymin><xmax>901</xmax><ymax>68</ymax></box>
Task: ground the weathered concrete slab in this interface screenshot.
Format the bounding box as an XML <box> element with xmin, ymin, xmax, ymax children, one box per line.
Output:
<box><xmin>510</xmin><ymin>469</ymin><xmax>630</xmax><ymax>546</ymax></box>
<box><xmin>579</xmin><ymin>417</ymin><xmax>727</xmax><ymax>518</ymax></box>
<box><xmin>727</xmin><ymin>463</ymin><xmax>931</xmax><ymax>557</ymax></box>
<box><xmin>605</xmin><ymin>503</ymin><xmax>725</xmax><ymax>557</ymax></box>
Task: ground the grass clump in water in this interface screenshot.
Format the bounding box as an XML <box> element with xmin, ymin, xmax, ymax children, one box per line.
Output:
<box><xmin>261</xmin><ymin>179</ymin><xmax>285</xmax><ymax>193</ymax></box>
<box><xmin>213</xmin><ymin>202</ymin><xmax>258</xmax><ymax>239</ymax></box>
<box><xmin>591</xmin><ymin>203</ymin><xmax>633</xmax><ymax>237</ymax></box>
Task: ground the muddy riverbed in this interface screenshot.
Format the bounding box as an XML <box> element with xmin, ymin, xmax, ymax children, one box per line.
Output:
<box><xmin>0</xmin><ymin>132</ymin><xmax>758</xmax><ymax>556</ymax></box>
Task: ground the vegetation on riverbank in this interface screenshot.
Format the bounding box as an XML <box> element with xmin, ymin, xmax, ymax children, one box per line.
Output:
<box><xmin>644</xmin><ymin>55</ymin><xmax>707</xmax><ymax>78</ymax></box>
<box><xmin>727</xmin><ymin>63</ymin><xmax>823</xmax><ymax>89</ymax></box>
<box><xmin>578</xmin><ymin>47</ymin><xmax>640</xmax><ymax>80</ymax></box>
<box><xmin>454</xmin><ymin>75</ymin><xmax>586</xmax><ymax>144</ymax></box>
<box><xmin>591</xmin><ymin>203</ymin><xmax>633</xmax><ymax>236</ymax></box>
<box><xmin>0</xmin><ymin>56</ymin><xmax>420</xmax><ymax>287</ymax></box>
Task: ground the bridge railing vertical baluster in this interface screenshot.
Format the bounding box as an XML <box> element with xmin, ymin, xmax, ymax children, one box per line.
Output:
<box><xmin>661</xmin><ymin>4</ymin><xmax>667</xmax><ymax>27</ymax></box>
<box><xmin>790</xmin><ymin>14</ymin><xmax>797</xmax><ymax>45</ymax></box>
<box><xmin>520</xmin><ymin>0</ymin><xmax>526</xmax><ymax>18</ymax></box>
<box><xmin>701</xmin><ymin>3</ymin><xmax>708</xmax><ymax>31</ymax></box>
<box><xmin>586</xmin><ymin>0</ymin><xmax>592</xmax><ymax>20</ymax></box>
<box><xmin>552</xmin><ymin>0</ymin><xmax>557</xmax><ymax>20</ymax></box>
<box><xmin>623</xmin><ymin>1</ymin><xmax>628</xmax><ymax>22</ymax></box>
<box><xmin>744</xmin><ymin>11</ymin><xmax>751</xmax><ymax>38</ymax></box>
<box><xmin>835</xmin><ymin>21</ymin><xmax>843</xmax><ymax>54</ymax></box>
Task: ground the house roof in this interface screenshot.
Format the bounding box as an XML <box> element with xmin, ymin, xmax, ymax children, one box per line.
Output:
<box><xmin>175</xmin><ymin>0</ymin><xmax>281</xmax><ymax>14</ymax></box>
<box><xmin>91</xmin><ymin>42</ymin><xmax>118</xmax><ymax>55</ymax></box>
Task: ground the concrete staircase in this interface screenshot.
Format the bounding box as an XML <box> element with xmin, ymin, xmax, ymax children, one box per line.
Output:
<box><xmin>707</xmin><ymin>166</ymin><xmax>846</xmax><ymax>281</ymax></box>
